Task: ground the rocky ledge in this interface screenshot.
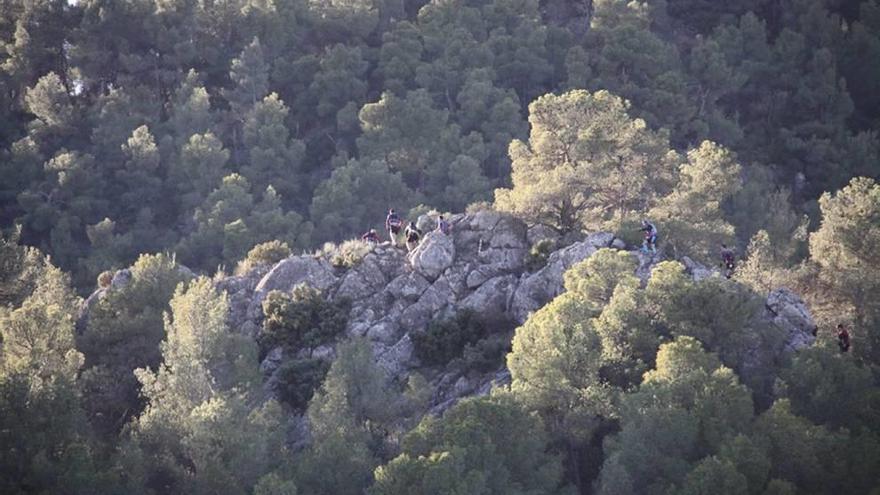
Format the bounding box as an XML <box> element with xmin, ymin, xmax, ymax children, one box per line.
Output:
<box><xmin>82</xmin><ymin>209</ymin><xmax>817</xmax><ymax>413</ymax></box>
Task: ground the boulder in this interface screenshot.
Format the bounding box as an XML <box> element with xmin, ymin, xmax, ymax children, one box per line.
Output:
<box><xmin>510</xmin><ymin>235</ymin><xmax>610</xmax><ymax>322</ymax></box>
<box><xmin>110</xmin><ymin>268</ymin><xmax>132</xmax><ymax>289</ymax></box>
<box><xmin>488</xmin><ymin>217</ymin><xmax>528</xmax><ymax>250</ymax></box>
<box><xmin>681</xmin><ymin>256</ymin><xmax>715</xmax><ymax>282</ymax></box>
<box><xmin>366</xmin><ymin>320</ymin><xmax>401</xmax><ymax>344</ymax></box>
<box><xmin>398</xmin><ymin>276</ymin><xmax>456</xmax><ymax>330</ymax></box>
<box><xmin>386</xmin><ymin>272</ymin><xmax>431</xmax><ymax>301</ymax></box>
<box><xmin>335</xmin><ymin>256</ymin><xmax>388</xmax><ymax>301</ymax></box>
<box><xmin>376</xmin><ymin>335</ymin><xmax>416</xmax><ymax>377</ymax></box>
<box><xmin>527</xmin><ymin>224</ymin><xmax>559</xmax><ymax>246</ymax></box>
<box><xmin>588</xmin><ymin>231</ymin><xmax>615</xmax><ymax>248</ymax></box>
<box><xmin>460</xmin><ymin>275</ymin><xmax>518</xmax><ymax>316</ymax></box>
<box><xmin>249</xmin><ymin>256</ymin><xmax>338</xmax><ymax>318</ymax></box>
<box><xmin>408</xmin><ymin>231</ymin><xmax>455</xmax><ymax>281</ymax></box>
<box><xmin>634</xmin><ymin>249</ymin><xmax>661</xmax><ymax>282</ymax></box>
<box><xmin>469</xmin><ymin>209</ymin><xmax>503</xmax><ymax>231</ymax></box>
<box><xmin>260</xmin><ymin>347</ymin><xmax>284</xmax><ymax>376</ymax></box>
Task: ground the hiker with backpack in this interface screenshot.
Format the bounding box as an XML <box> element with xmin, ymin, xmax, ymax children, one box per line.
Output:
<box><xmin>405</xmin><ymin>221</ymin><xmax>422</xmax><ymax>252</ymax></box>
<box><xmin>640</xmin><ymin>220</ymin><xmax>658</xmax><ymax>254</ymax></box>
<box><xmin>386</xmin><ymin>208</ymin><xmax>403</xmax><ymax>246</ymax></box>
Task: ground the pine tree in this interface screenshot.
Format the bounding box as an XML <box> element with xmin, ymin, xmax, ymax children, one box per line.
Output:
<box><xmin>241</xmin><ymin>93</ymin><xmax>306</xmax><ymax>206</ymax></box>
<box><xmin>649</xmin><ymin>140</ymin><xmax>742</xmax><ymax>262</ymax></box>
<box><xmin>495</xmin><ymin>90</ymin><xmax>677</xmax><ymax>233</ymax></box>
<box><xmin>225</xmin><ymin>37</ymin><xmax>270</xmax><ymax>116</ymax></box>
<box><xmin>128</xmin><ymin>277</ymin><xmax>289</xmax><ymax>495</ymax></box>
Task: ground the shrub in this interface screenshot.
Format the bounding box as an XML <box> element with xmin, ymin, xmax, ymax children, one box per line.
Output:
<box><xmin>460</xmin><ymin>333</ymin><xmax>513</xmax><ymax>372</ymax></box>
<box><xmin>236</xmin><ymin>240</ymin><xmax>291</xmax><ymax>274</ymax></box>
<box><xmin>317</xmin><ymin>239</ymin><xmax>373</xmax><ymax>269</ymax></box>
<box><xmin>412</xmin><ymin>310</ymin><xmax>513</xmax><ymax>367</ymax></box>
<box><xmin>615</xmin><ymin>217</ymin><xmax>646</xmax><ymax>249</ymax></box>
<box><xmin>275</xmin><ymin>358</ymin><xmax>331</xmax><ymax>410</ymax></box>
<box><xmin>524</xmin><ymin>238</ymin><xmax>556</xmax><ymax>272</ymax></box>
<box><xmin>407</xmin><ymin>204</ymin><xmax>434</xmax><ymax>223</ymax></box>
<box><xmin>260</xmin><ymin>284</ymin><xmax>350</xmax><ymax>353</ymax></box>
<box><xmin>97</xmin><ymin>270</ymin><xmax>113</xmax><ymax>288</ymax></box>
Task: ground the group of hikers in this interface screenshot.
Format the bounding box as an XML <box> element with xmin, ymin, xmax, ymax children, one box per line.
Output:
<box><xmin>360</xmin><ymin>208</ymin><xmax>451</xmax><ymax>251</ymax></box>
<box><xmin>639</xmin><ymin>219</ymin><xmax>737</xmax><ymax>279</ymax></box>
<box><xmin>363</xmin><ymin>213</ymin><xmax>854</xmax><ymax>354</ymax></box>
<box><xmin>642</xmin><ymin>220</ymin><xmax>854</xmax><ymax>353</ymax></box>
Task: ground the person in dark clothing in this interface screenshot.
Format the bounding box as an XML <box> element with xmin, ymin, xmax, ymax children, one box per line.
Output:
<box><xmin>437</xmin><ymin>215</ymin><xmax>451</xmax><ymax>235</ymax></box>
<box><xmin>405</xmin><ymin>221</ymin><xmax>422</xmax><ymax>252</ymax></box>
<box><xmin>720</xmin><ymin>244</ymin><xmax>735</xmax><ymax>279</ymax></box>
<box><xmin>837</xmin><ymin>324</ymin><xmax>851</xmax><ymax>353</ymax></box>
<box><xmin>386</xmin><ymin>208</ymin><xmax>403</xmax><ymax>246</ymax></box>
<box><xmin>640</xmin><ymin>220</ymin><xmax>658</xmax><ymax>253</ymax></box>
<box><xmin>361</xmin><ymin>229</ymin><xmax>380</xmax><ymax>244</ymax></box>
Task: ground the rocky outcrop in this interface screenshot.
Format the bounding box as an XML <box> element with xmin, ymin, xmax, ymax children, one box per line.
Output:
<box><xmin>76</xmin><ymin>210</ymin><xmax>819</xmax><ymax>418</ymax></box>
<box><xmin>765</xmin><ymin>288</ymin><xmax>818</xmax><ymax>352</ymax></box>
<box><xmin>247</xmin><ymin>257</ymin><xmax>338</xmax><ymax>321</ymax></box>
<box><xmin>408</xmin><ymin>231</ymin><xmax>455</xmax><ymax>281</ymax></box>
<box><xmin>510</xmin><ymin>232</ymin><xmax>616</xmax><ymax>322</ymax></box>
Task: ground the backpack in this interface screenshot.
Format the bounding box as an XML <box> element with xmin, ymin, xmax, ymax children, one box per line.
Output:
<box><xmin>388</xmin><ymin>213</ymin><xmax>401</xmax><ymax>227</ymax></box>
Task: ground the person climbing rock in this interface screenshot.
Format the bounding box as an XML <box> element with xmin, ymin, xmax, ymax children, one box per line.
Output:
<box><xmin>437</xmin><ymin>215</ymin><xmax>451</xmax><ymax>235</ymax></box>
<box><xmin>720</xmin><ymin>244</ymin><xmax>736</xmax><ymax>279</ymax></box>
<box><xmin>640</xmin><ymin>220</ymin><xmax>658</xmax><ymax>254</ymax></box>
<box><xmin>405</xmin><ymin>221</ymin><xmax>422</xmax><ymax>252</ymax></box>
<box><xmin>361</xmin><ymin>229</ymin><xmax>380</xmax><ymax>244</ymax></box>
<box><xmin>837</xmin><ymin>324</ymin><xmax>851</xmax><ymax>353</ymax></box>
<box><xmin>386</xmin><ymin>208</ymin><xmax>402</xmax><ymax>246</ymax></box>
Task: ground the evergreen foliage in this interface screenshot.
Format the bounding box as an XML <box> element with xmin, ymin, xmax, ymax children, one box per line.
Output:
<box><xmin>1</xmin><ymin>1</ymin><xmax>880</xmax><ymax>493</ymax></box>
<box><xmin>260</xmin><ymin>284</ymin><xmax>350</xmax><ymax>354</ymax></box>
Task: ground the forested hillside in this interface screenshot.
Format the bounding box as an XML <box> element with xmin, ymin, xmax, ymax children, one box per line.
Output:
<box><xmin>1</xmin><ymin>0</ymin><xmax>880</xmax><ymax>494</ymax></box>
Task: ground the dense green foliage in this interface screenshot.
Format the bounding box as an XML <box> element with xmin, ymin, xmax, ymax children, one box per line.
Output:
<box><xmin>412</xmin><ymin>309</ymin><xmax>511</xmax><ymax>366</ymax></box>
<box><xmin>260</xmin><ymin>284</ymin><xmax>351</xmax><ymax>353</ymax></box>
<box><xmin>0</xmin><ymin>0</ymin><xmax>876</xmax><ymax>289</ymax></box>
<box><xmin>2</xmin><ymin>0</ymin><xmax>880</xmax><ymax>494</ymax></box>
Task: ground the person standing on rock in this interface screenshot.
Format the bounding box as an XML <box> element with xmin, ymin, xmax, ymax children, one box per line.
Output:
<box><xmin>837</xmin><ymin>323</ymin><xmax>851</xmax><ymax>353</ymax></box>
<box><xmin>386</xmin><ymin>208</ymin><xmax>403</xmax><ymax>246</ymax></box>
<box><xmin>405</xmin><ymin>221</ymin><xmax>422</xmax><ymax>252</ymax></box>
<box><xmin>437</xmin><ymin>215</ymin><xmax>451</xmax><ymax>235</ymax></box>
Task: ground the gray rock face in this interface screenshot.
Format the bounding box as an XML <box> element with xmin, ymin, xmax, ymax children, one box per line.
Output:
<box><xmin>460</xmin><ymin>275</ymin><xmax>518</xmax><ymax>316</ymax></box>
<box><xmin>510</xmin><ymin>232</ymin><xmax>616</xmax><ymax>322</ymax></box>
<box><xmin>408</xmin><ymin>231</ymin><xmax>455</xmax><ymax>281</ymax></box>
<box><xmin>387</xmin><ymin>272</ymin><xmax>431</xmax><ymax>301</ymax></box>
<box><xmin>249</xmin><ymin>257</ymin><xmax>338</xmax><ymax>318</ymax></box>
<box><xmin>336</xmin><ymin>256</ymin><xmax>388</xmax><ymax>301</ymax></box>
<box><xmin>76</xmin><ymin>209</ymin><xmax>820</xmax><ymax>419</ymax></box>
<box><xmin>765</xmin><ymin>288</ymin><xmax>817</xmax><ymax>352</ymax></box>
<box><xmin>110</xmin><ymin>268</ymin><xmax>132</xmax><ymax>289</ymax></box>
<box><xmin>527</xmin><ymin>224</ymin><xmax>559</xmax><ymax>246</ymax></box>
<box><xmin>681</xmin><ymin>256</ymin><xmax>715</xmax><ymax>282</ymax></box>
